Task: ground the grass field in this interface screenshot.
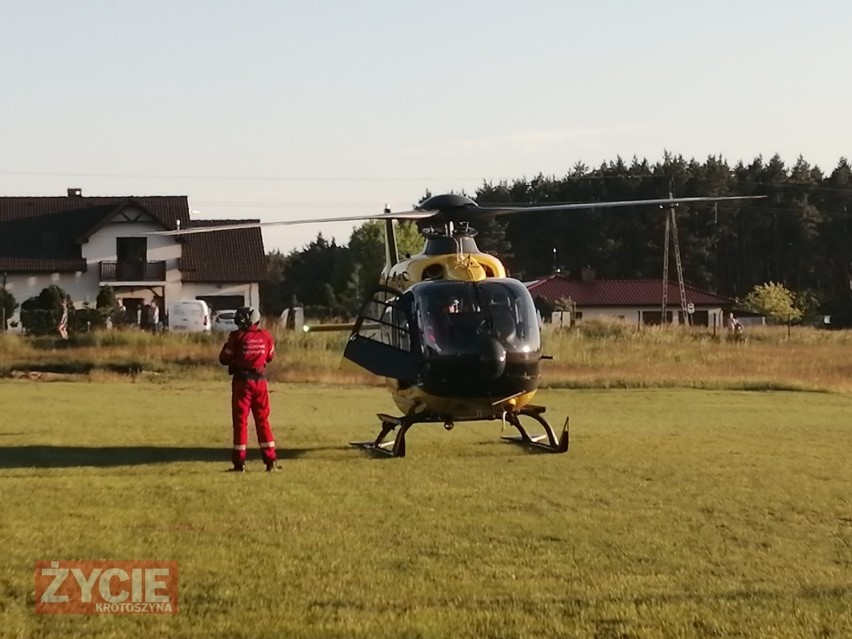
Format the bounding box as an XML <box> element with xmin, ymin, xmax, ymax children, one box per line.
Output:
<box><xmin>0</xmin><ymin>381</ymin><xmax>850</xmax><ymax>638</ymax></box>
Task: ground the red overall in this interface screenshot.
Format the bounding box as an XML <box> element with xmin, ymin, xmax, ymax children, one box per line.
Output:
<box><xmin>219</xmin><ymin>326</ymin><xmax>276</xmax><ymax>468</ymax></box>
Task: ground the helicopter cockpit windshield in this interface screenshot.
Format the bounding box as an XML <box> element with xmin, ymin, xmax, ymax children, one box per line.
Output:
<box><xmin>414</xmin><ymin>279</ymin><xmax>541</xmax><ymax>356</ymax></box>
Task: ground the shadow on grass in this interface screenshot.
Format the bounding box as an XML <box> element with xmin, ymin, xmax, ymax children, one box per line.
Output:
<box><xmin>0</xmin><ymin>445</ymin><xmax>344</xmax><ymax>468</ymax></box>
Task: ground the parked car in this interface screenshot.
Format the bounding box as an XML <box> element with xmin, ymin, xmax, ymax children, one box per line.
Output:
<box><xmin>168</xmin><ymin>300</ymin><xmax>211</xmax><ymax>333</ymax></box>
<box><xmin>212</xmin><ymin>309</ymin><xmax>239</xmax><ymax>333</ymax></box>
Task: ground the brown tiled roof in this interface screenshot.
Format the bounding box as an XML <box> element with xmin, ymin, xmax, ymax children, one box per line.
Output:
<box><xmin>0</xmin><ymin>196</ymin><xmax>265</xmax><ymax>283</ymax></box>
<box><xmin>0</xmin><ymin>195</ymin><xmax>188</xmax><ymax>273</ymax></box>
<box><xmin>180</xmin><ymin>220</ymin><xmax>267</xmax><ymax>282</ymax></box>
<box><xmin>527</xmin><ymin>274</ymin><xmax>735</xmax><ymax>307</ymax></box>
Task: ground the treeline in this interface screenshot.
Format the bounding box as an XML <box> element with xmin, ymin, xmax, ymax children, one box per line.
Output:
<box><xmin>260</xmin><ymin>221</ymin><xmax>423</xmax><ymax>317</ymax></box>
<box><xmin>261</xmin><ymin>153</ymin><xmax>852</xmax><ymax>317</ymax></box>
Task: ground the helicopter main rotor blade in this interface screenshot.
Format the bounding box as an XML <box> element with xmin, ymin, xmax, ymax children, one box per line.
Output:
<box><xmin>469</xmin><ymin>194</ymin><xmax>766</xmax><ymax>217</ymax></box>
<box><xmin>150</xmin><ymin>194</ymin><xmax>765</xmax><ymax>235</ymax></box>
<box><xmin>149</xmin><ymin>209</ymin><xmax>433</xmax><ymax>236</ymax></box>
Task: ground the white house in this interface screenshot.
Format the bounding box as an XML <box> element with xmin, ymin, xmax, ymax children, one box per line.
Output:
<box><xmin>0</xmin><ymin>189</ymin><xmax>267</xmax><ymax>324</ymax></box>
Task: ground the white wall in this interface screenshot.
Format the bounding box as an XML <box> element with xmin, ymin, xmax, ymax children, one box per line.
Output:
<box><xmin>3</xmin><ymin>271</ymin><xmax>92</xmax><ymax>308</ymax></box>
<box><xmin>574</xmin><ymin>306</ymin><xmax>725</xmax><ymax>326</ymax></box>
<box><xmin>80</xmin><ymin>212</ymin><xmax>183</xmax><ymax>305</ymax></box>
<box><xmin>180</xmin><ymin>282</ymin><xmax>258</xmax><ymax>308</ymax></box>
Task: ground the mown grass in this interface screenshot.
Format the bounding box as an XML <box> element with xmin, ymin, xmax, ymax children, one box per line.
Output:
<box><xmin>0</xmin><ymin>382</ymin><xmax>850</xmax><ymax>638</ymax></box>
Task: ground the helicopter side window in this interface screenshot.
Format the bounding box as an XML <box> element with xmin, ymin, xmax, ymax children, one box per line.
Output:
<box><xmin>478</xmin><ymin>279</ymin><xmax>541</xmax><ymax>353</ymax></box>
<box><xmin>394</xmin><ymin>302</ymin><xmax>411</xmax><ymax>352</ymax></box>
<box><xmin>416</xmin><ymin>284</ymin><xmax>485</xmax><ymax>356</ymax></box>
<box><xmin>421</xmin><ymin>299</ymin><xmax>454</xmax><ymax>354</ymax></box>
<box><xmin>378</xmin><ymin>299</ymin><xmax>413</xmax><ymax>352</ymax></box>
<box><xmin>379</xmin><ymin>305</ymin><xmax>396</xmax><ymax>347</ymax></box>
<box><xmin>487</xmin><ymin>292</ymin><xmax>517</xmax><ymax>342</ymax></box>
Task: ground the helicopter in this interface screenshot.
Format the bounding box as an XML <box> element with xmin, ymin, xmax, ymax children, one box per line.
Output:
<box><xmin>157</xmin><ymin>192</ymin><xmax>764</xmax><ymax>457</ymax></box>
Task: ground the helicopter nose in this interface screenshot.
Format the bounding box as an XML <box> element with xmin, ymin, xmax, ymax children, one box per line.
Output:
<box><xmin>478</xmin><ymin>337</ymin><xmax>507</xmax><ymax>380</ymax></box>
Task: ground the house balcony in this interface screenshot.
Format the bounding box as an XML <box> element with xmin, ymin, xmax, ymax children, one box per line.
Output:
<box><xmin>99</xmin><ymin>261</ymin><xmax>167</xmax><ymax>283</ymax></box>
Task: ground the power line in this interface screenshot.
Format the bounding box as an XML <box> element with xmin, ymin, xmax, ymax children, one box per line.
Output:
<box><xmin>4</xmin><ymin>169</ymin><xmax>851</xmax><ymax>191</ymax></box>
<box><xmin>0</xmin><ymin>169</ymin><xmax>481</xmax><ymax>182</ymax></box>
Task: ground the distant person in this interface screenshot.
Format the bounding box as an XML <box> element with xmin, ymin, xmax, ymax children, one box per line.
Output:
<box><xmin>729</xmin><ymin>313</ymin><xmax>744</xmax><ymax>340</ymax></box>
<box><xmin>114</xmin><ymin>299</ymin><xmax>127</xmax><ymax>327</ymax></box>
<box><xmin>218</xmin><ymin>306</ymin><xmax>278</xmax><ymax>472</ymax></box>
<box><xmin>148</xmin><ymin>300</ymin><xmax>160</xmax><ymax>332</ymax></box>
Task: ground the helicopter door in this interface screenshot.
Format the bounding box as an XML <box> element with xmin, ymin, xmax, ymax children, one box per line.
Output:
<box><xmin>343</xmin><ymin>286</ymin><xmax>420</xmax><ymax>382</ymax></box>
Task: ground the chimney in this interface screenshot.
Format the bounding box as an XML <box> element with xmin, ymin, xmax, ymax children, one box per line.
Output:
<box><xmin>581</xmin><ymin>266</ymin><xmax>595</xmax><ymax>283</ymax></box>
<box><xmin>67</xmin><ymin>188</ymin><xmax>82</xmax><ymax>197</ymax></box>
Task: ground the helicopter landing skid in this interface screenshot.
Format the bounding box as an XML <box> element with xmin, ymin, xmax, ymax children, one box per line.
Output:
<box><xmin>349</xmin><ymin>414</ymin><xmax>415</xmax><ymax>458</ymax></box>
<box><xmin>350</xmin><ymin>405</ymin><xmax>569</xmax><ymax>458</ymax></box>
<box><xmin>501</xmin><ymin>405</ymin><xmax>570</xmax><ymax>454</ymax></box>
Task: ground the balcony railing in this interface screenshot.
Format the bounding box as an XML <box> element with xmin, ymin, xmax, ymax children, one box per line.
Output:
<box><xmin>100</xmin><ymin>261</ymin><xmax>167</xmax><ymax>282</ymax></box>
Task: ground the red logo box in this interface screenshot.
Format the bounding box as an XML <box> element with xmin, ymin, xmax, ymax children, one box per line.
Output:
<box><xmin>35</xmin><ymin>560</ymin><xmax>178</xmax><ymax>615</ymax></box>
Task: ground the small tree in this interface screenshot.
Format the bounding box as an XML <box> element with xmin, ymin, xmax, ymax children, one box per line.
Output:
<box><xmin>533</xmin><ymin>296</ymin><xmax>555</xmax><ymax>322</ymax></box>
<box><xmin>21</xmin><ymin>285</ymin><xmax>75</xmax><ymax>336</ymax></box>
<box><xmin>742</xmin><ymin>282</ymin><xmax>803</xmax><ymax>324</ymax></box>
<box><xmin>96</xmin><ymin>285</ymin><xmax>118</xmax><ymax>309</ymax></box>
<box><xmin>0</xmin><ymin>288</ymin><xmax>16</xmax><ymax>330</ymax></box>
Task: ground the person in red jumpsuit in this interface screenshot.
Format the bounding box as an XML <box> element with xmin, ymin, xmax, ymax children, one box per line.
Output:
<box><xmin>218</xmin><ymin>306</ymin><xmax>278</xmax><ymax>472</ymax></box>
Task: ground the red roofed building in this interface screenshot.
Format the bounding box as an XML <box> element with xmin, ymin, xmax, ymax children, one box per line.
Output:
<box><xmin>0</xmin><ymin>190</ymin><xmax>267</xmax><ymax>325</ymax></box>
<box><xmin>527</xmin><ymin>269</ymin><xmax>736</xmax><ymax>327</ymax></box>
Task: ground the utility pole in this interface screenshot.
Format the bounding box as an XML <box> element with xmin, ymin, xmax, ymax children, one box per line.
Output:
<box><xmin>660</xmin><ymin>193</ymin><xmax>691</xmax><ymax>326</ymax></box>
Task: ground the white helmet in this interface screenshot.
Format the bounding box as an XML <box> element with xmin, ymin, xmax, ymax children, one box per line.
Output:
<box><xmin>235</xmin><ymin>306</ymin><xmax>260</xmax><ymax>329</ymax></box>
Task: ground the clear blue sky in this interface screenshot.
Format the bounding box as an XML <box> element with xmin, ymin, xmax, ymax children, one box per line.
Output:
<box><xmin>2</xmin><ymin>1</ymin><xmax>850</xmax><ymax>253</ymax></box>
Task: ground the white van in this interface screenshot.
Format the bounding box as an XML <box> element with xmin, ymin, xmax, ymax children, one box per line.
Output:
<box><xmin>168</xmin><ymin>300</ymin><xmax>211</xmax><ymax>333</ymax></box>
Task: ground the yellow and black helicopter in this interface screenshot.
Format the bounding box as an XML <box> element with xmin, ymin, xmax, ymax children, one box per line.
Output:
<box><xmin>159</xmin><ymin>192</ymin><xmax>762</xmax><ymax>457</ymax></box>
